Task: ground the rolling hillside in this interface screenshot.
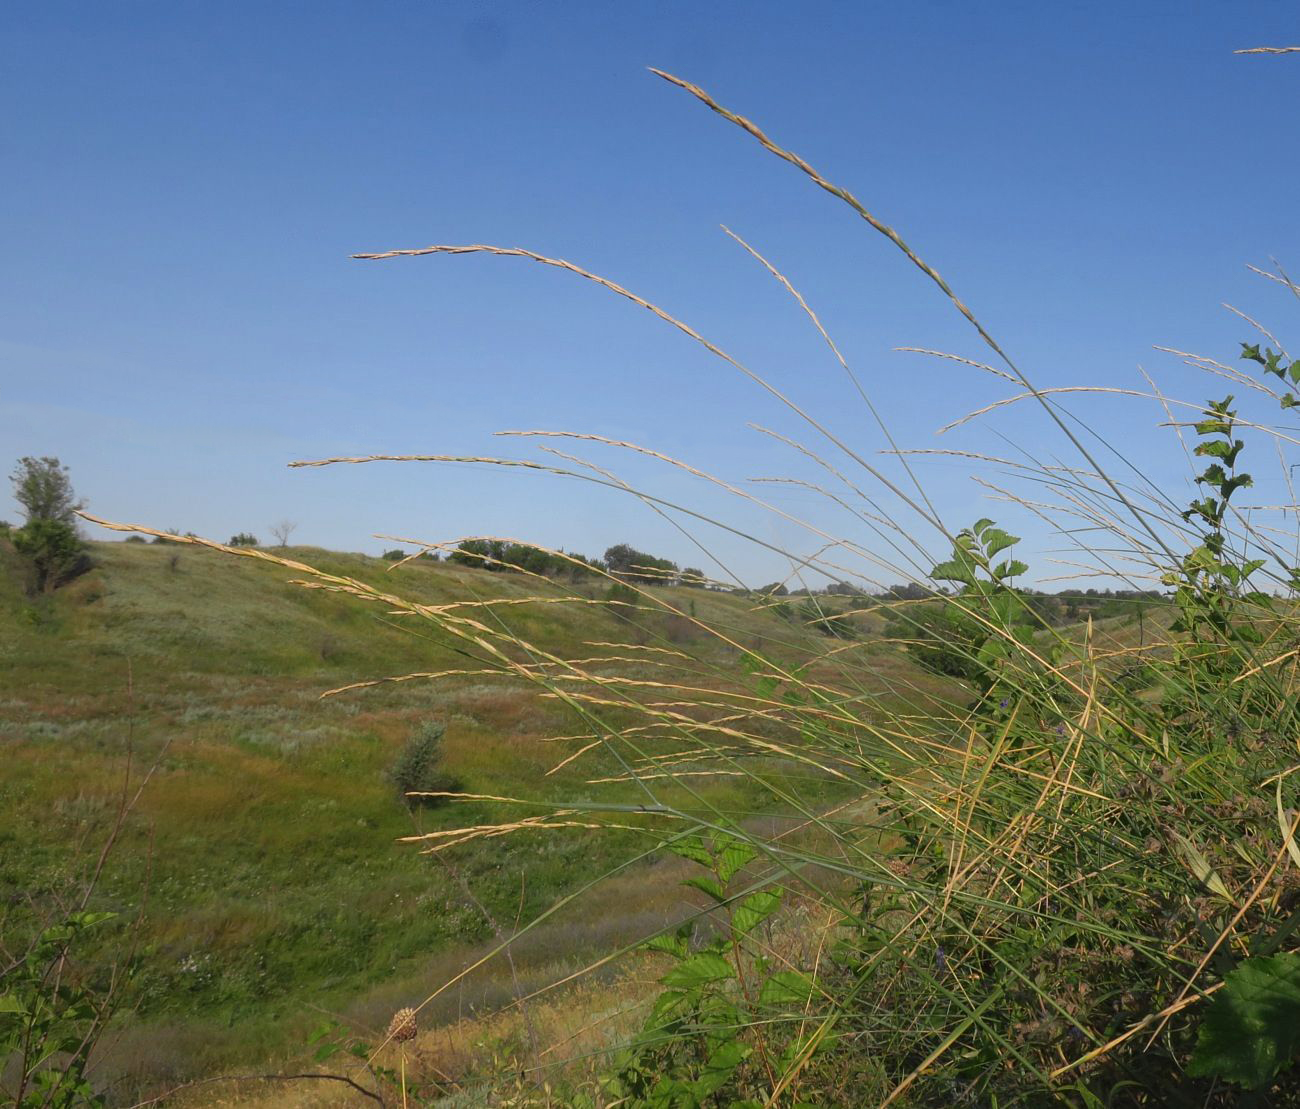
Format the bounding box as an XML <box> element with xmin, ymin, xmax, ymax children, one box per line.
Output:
<box><xmin>1</xmin><ymin>538</ymin><xmax>950</xmax><ymax>1097</ymax></box>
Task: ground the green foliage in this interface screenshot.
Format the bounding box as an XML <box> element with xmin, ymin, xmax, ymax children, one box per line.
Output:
<box><xmin>10</xmin><ymin>457</ymin><xmax>83</xmax><ymax>527</ymax></box>
<box><xmin>387</xmin><ymin>720</ymin><xmax>459</xmax><ymax>808</ymax></box>
<box><xmin>0</xmin><ymin>911</ymin><xmax>117</xmax><ymax>1107</ymax></box>
<box><xmin>449</xmin><ymin>538</ymin><xmax>601</xmax><ymax>579</ymax></box>
<box><xmin>13</xmin><ymin>518</ymin><xmax>91</xmax><ymax>593</ymax></box>
<box><xmin>227</xmin><ymin>532</ymin><xmax>259</xmax><ymax>547</ymax></box>
<box><xmin>895</xmin><ymin>520</ymin><xmax>1036</xmax><ymax>692</ymax></box>
<box><xmin>604</xmin><ymin>828</ymin><xmax>825</xmax><ymax>1108</ymax></box>
<box><xmin>7</xmin><ymin>457</ymin><xmax>90</xmax><ymax>593</ymax></box>
<box><xmin>1188</xmin><ymin>953</ymin><xmax>1300</xmax><ymax>1089</ymax></box>
<box><xmin>605</xmin><ymin>542</ymin><xmax>679</xmax><ymax>585</ymax></box>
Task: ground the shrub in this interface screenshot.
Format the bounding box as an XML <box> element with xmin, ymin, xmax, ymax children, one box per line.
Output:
<box><xmin>228</xmin><ymin>532</ymin><xmax>259</xmax><ymax>547</ymax></box>
<box><xmin>381</xmin><ymin>548</ymin><xmax>405</xmax><ymax>561</ymax></box>
<box><xmin>387</xmin><ymin>721</ymin><xmax>459</xmax><ymax>808</ymax></box>
<box><xmin>13</xmin><ymin>518</ymin><xmax>92</xmax><ymax>593</ymax></box>
<box><xmin>10</xmin><ymin>456</ymin><xmax>82</xmax><ymax>526</ymax></box>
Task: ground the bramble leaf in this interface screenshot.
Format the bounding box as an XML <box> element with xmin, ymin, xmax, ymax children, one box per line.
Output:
<box><xmin>1187</xmin><ymin>953</ymin><xmax>1300</xmax><ymax>1088</ymax></box>
<box><xmin>731</xmin><ymin>890</ymin><xmax>781</xmax><ymax>940</ymax></box>
<box><xmin>759</xmin><ymin>969</ymin><xmax>815</xmax><ymax>1007</ymax></box>
<box><xmin>662</xmin><ymin>952</ymin><xmax>734</xmax><ymax>990</ymax></box>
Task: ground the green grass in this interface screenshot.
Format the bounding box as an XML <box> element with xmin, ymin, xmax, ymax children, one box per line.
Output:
<box><xmin>0</xmin><ymin>538</ymin><xmax>947</xmax><ymax>1097</ymax></box>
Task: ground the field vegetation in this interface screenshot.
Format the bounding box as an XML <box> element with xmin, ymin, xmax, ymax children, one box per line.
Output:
<box><xmin>7</xmin><ymin>50</ymin><xmax>1300</xmax><ymax>1109</ymax></box>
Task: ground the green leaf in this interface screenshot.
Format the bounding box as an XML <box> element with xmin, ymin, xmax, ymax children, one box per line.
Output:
<box><xmin>0</xmin><ymin>994</ymin><xmax>26</xmax><ymax>1016</ymax></box>
<box><xmin>759</xmin><ymin>969</ymin><xmax>815</xmax><ymax>1007</ymax></box>
<box><xmin>693</xmin><ymin>1037</ymin><xmax>750</xmax><ymax>1098</ymax></box>
<box><xmin>931</xmin><ymin>559</ymin><xmax>975</xmax><ymax>585</ymax></box>
<box><xmin>971</xmin><ymin>518</ymin><xmax>995</xmax><ymax>536</ymax></box>
<box><xmin>684</xmin><ymin>875</ymin><xmax>728</xmax><ymax>903</ymax></box>
<box><xmin>663</xmin><ymin>834</ymin><xmax>713</xmax><ymax>868</ymax></box>
<box><xmin>994</xmin><ymin>559</ymin><xmax>1028</xmax><ymax>581</ymax></box>
<box><xmin>731</xmin><ymin>890</ymin><xmax>781</xmax><ymax>940</ymax></box>
<box><xmin>1188</xmin><ymin>953</ymin><xmax>1300</xmax><ymax>1088</ymax></box>
<box><xmin>644</xmin><ymin>930</ymin><xmax>690</xmax><ymax>958</ymax></box>
<box><xmin>662</xmin><ymin>952</ymin><xmax>734</xmax><ymax>990</ymax></box>
<box><xmin>714</xmin><ymin>839</ymin><xmax>756</xmax><ymax>885</ymax></box>
<box><xmin>645</xmin><ymin>988</ymin><xmax>688</xmax><ymax>1031</ymax></box>
<box><xmin>982</xmin><ymin>528</ymin><xmax>1019</xmax><ymax>558</ymax></box>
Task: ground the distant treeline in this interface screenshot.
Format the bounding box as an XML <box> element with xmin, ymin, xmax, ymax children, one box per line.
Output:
<box><xmin>443</xmin><ymin>540</ymin><xmax>708</xmax><ymax>588</ymax></box>
<box><xmin>435</xmin><ymin>539</ymin><xmax>1168</xmax><ymax>617</ymax></box>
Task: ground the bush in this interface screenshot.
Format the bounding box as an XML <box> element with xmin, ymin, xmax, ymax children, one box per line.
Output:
<box><xmin>387</xmin><ymin>721</ymin><xmax>459</xmax><ymax>808</ymax></box>
<box><xmin>381</xmin><ymin>548</ymin><xmax>405</xmax><ymax>561</ymax></box>
<box><xmin>228</xmin><ymin>533</ymin><xmax>259</xmax><ymax>547</ymax></box>
<box><xmin>12</xmin><ymin>519</ymin><xmax>91</xmax><ymax>593</ymax></box>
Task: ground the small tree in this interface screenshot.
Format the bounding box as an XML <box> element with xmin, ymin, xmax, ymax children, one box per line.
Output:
<box><xmin>228</xmin><ymin>532</ymin><xmax>259</xmax><ymax>547</ymax></box>
<box><xmin>269</xmin><ymin>520</ymin><xmax>297</xmax><ymax>547</ymax></box>
<box><xmin>13</xmin><ymin>519</ymin><xmax>91</xmax><ymax>592</ymax></box>
<box><xmin>388</xmin><ymin>721</ymin><xmax>459</xmax><ymax>808</ymax></box>
<box><xmin>9</xmin><ymin>457</ymin><xmax>90</xmax><ymax>592</ymax></box>
<box><xmin>10</xmin><ymin>457</ymin><xmax>83</xmax><ymax>526</ymax></box>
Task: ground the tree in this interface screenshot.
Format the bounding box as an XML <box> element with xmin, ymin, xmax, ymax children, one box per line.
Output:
<box><xmin>269</xmin><ymin>520</ymin><xmax>297</xmax><ymax>547</ymax></box>
<box><xmin>8</xmin><ymin>457</ymin><xmax>90</xmax><ymax>593</ymax></box>
<box><xmin>10</xmin><ymin>457</ymin><xmax>83</xmax><ymax>526</ymax></box>
<box><xmin>228</xmin><ymin>532</ymin><xmax>259</xmax><ymax>547</ymax></box>
<box><xmin>680</xmin><ymin>567</ymin><xmax>707</xmax><ymax>588</ymax></box>
<box><xmin>604</xmin><ymin>543</ymin><xmax>679</xmax><ymax>586</ymax></box>
<box><xmin>13</xmin><ymin>519</ymin><xmax>90</xmax><ymax>592</ymax></box>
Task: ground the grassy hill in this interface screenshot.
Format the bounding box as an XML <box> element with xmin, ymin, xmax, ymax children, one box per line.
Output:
<box><xmin>1</xmin><ymin>538</ymin><xmax>953</xmax><ymax>1097</ymax></box>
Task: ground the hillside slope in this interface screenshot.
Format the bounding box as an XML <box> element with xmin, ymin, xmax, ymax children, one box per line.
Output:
<box><xmin>1</xmin><ymin>539</ymin><xmax>949</xmax><ymax>1095</ymax></box>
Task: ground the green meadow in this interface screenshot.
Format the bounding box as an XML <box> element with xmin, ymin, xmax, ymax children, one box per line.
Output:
<box><xmin>2</xmin><ymin>537</ymin><xmax>947</xmax><ymax>1095</ymax></box>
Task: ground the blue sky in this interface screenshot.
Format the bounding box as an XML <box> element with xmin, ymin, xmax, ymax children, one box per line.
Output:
<box><xmin>4</xmin><ymin>2</ymin><xmax>1299</xmax><ymax>588</ymax></box>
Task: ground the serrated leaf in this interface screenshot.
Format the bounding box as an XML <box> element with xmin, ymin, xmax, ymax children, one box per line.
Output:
<box><xmin>994</xmin><ymin>559</ymin><xmax>1028</xmax><ymax>580</ymax></box>
<box><xmin>646</xmin><ymin>988</ymin><xmax>688</xmax><ymax>1031</ymax></box>
<box><xmin>662</xmin><ymin>952</ymin><xmax>734</xmax><ymax>990</ymax></box>
<box><xmin>693</xmin><ymin>1037</ymin><xmax>750</xmax><ymax>1098</ymax></box>
<box><xmin>982</xmin><ymin>528</ymin><xmax>1019</xmax><ymax>558</ymax></box>
<box><xmin>715</xmin><ymin>840</ymin><xmax>756</xmax><ymax>885</ymax></box>
<box><xmin>972</xmin><ymin>518</ymin><xmax>995</xmax><ymax>536</ymax></box>
<box><xmin>684</xmin><ymin>875</ymin><xmax>727</xmax><ymax>903</ymax></box>
<box><xmin>663</xmin><ymin>834</ymin><xmax>713</xmax><ymax>868</ymax></box>
<box><xmin>1188</xmin><ymin>953</ymin><xmax>1300</xmax><ymax>1088</ymax></box>
<box><xmin>759</xmin><ymin>969</ymin><xmax>815</xmax><ymax>1007</ymax></box>
<box><xmin>732</xmin><ymin>890</ymin><xmax>781</xmax><ymax>940</ymax></box>
<box><xmin>644</xmin><ymin>930</ymin><xmax>690</xmax><ymax>958</ymax></box>
<box><xmin>931</xmin><ymin>559</ymin><xmax>975</xmax><ymax>585</ymax></box>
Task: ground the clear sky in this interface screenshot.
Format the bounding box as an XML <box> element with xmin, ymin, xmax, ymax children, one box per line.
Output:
<box><xmin>4</xmin><ymin>2</ymin><xmax>1299</xmax><ymax>589</ymax></box>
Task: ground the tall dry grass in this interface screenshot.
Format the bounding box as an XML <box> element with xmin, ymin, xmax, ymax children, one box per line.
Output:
<box><xmin>87</xmin><ymin>57</ymin><xmax>1300</xmax><ymax>1107</ymax></box>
